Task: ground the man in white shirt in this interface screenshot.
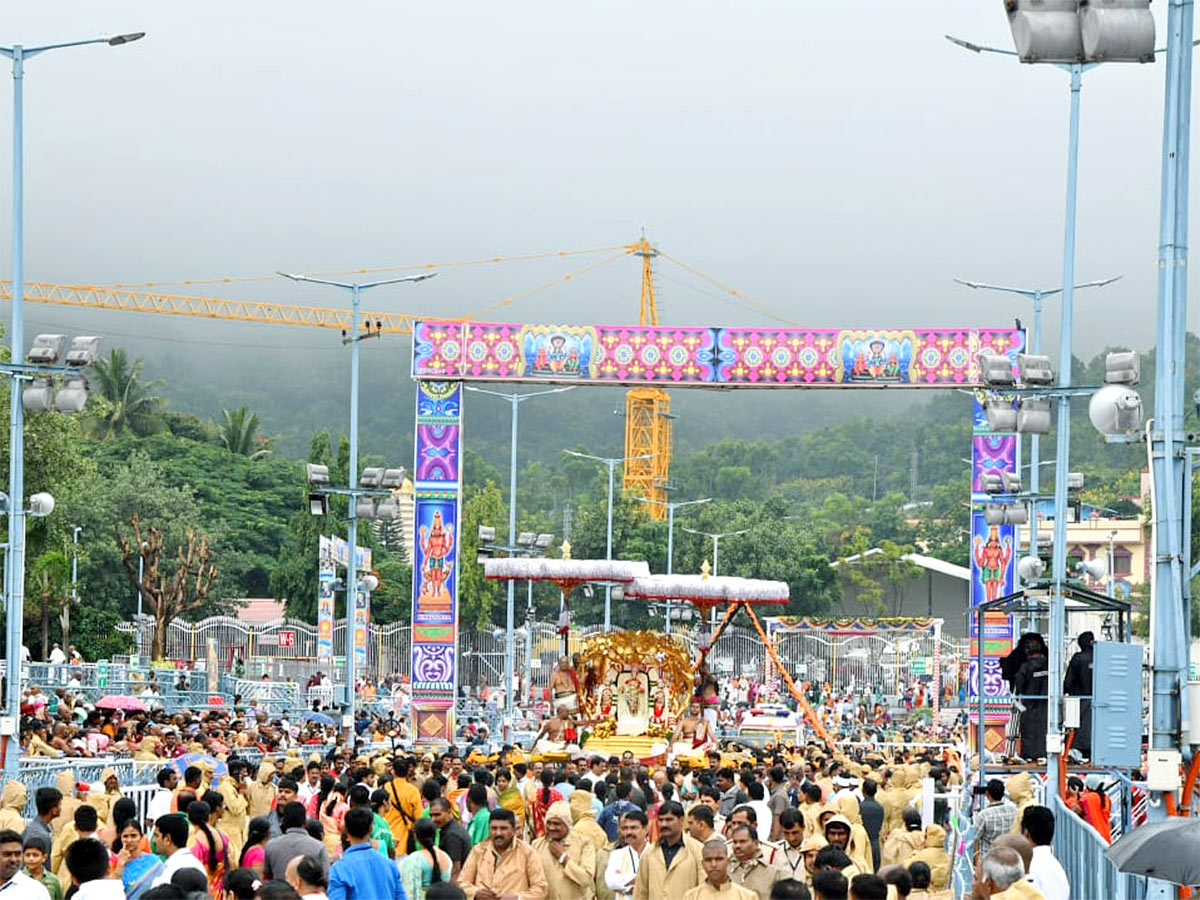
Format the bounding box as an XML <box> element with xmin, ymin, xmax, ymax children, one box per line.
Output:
<box><xmin>47</xmin><ymin>644</ymin><xmax>66</xmax><ymax>666</ymax></box>
<box><xmin>147</xmin><ymin>767</ymin><xmax>177</xmax><ymax>832</ymax></box>
<box><xmin>605</xmin><ymin>809</ymin><xmax>649</xmax><ymax>900</ymax></box>
<box><xmin>1021</xmin><ymin>805</ymin><xmax>1070</xmax><ymax>900</ymax></box>
<box><xmin>581</xmin><ymin>756</ymin><xmax>607</xmax><ymax>790</ymax></box>
<box><xmin>297</xmin><ymin>762</ymin><xmax>322</xmax><ymax>805</ymax></box>
<box><xmin>150</xmin><ymin>814</ymin><xmax>207</xmax><ymax>888</ymax></box>
<box><xmin>0</xmin><ymin>830</ymin><xmax>49</xmax><ymax>900</ymax></box>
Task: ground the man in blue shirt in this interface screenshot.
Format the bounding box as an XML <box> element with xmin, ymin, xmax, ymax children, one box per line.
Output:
<box><xmin>328</xmin><ymin>807</ymin><xmax>407</xmax><ymax>900</ymax></box>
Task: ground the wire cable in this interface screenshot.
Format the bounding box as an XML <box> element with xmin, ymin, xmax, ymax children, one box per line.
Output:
<box><xmin>656</xmin><ymin>250</ymin><xmax>798</xmax><ymax>326</ymax></box>
<box><xmin>458</xmin><ymin>250</ymin><xmax>633</xmax><ymax>319</ymax></box>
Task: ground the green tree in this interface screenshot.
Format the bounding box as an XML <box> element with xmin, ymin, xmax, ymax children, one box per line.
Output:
<box><xmin>458</xmin><ymin>481</ymin><xmax>505</xmax><ymax>630</ymax></box>
<box><xmin>88</xmin><ymin>348</ymin><xmax>165</xmax><ymax>438</ymax></box>
<box><xmin>218</xmin><ymin>406</ymin><xmax>272</xmax><ymax>459</ymax></box>
<box><xmin>29</xmin><ymin>550</ymin><xmax>69</xmax><ymax>659</ymax></box>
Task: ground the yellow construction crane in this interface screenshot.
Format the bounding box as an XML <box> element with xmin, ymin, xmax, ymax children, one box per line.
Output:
<box><xmin>0</xmin><ymin>240</ymin><xmax>680</xmax><ymax>515</ymax></box>
<box><xmin>621</xmin><ymin>237</ymin><xmax>673</xmax><ymax>520</ymax></box>
<box><xmin>0</xmin><ymin>281</ymin><xmax>426</xmax><ymax>334</ymax></box>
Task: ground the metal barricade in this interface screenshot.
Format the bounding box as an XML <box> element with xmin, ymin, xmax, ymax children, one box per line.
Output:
<box><xmin>1050</xmin><ymin>794</ymin><xmax>1145</xmax><ymax>900</ymax></box>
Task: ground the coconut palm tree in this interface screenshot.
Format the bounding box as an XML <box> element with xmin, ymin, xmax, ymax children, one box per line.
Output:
<box><xmin>218</xmin><ymin>406</ymin><xmax>272</xmax><ymax>458</ymax></box>
<box><xmin>89</xmin><ymin>348</ymin><xmax>164</xmax><ymax>438</ymax></box>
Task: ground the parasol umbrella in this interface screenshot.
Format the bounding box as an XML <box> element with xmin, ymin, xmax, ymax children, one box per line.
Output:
<box><xmin>167</xmin><ymin>752</ymin><xmax>228</xmax><ymax>779</ymax></box>
<box><xmin>94</xmin><ymin>695</ymin><xmax>147</xmax><ymax>712</ymax></box>
<box><xmin>303</xmin><ymin>711</ymin><xmax>335</xmax><ymax>726</ymax></box>
<box><xmin>624</xmin><ymin>571</ymin><xmax>789</xmax><ymax>648</ymax></box>
<box><xmin>485</xmin><ymin>556</ymin><xmax>650</xmax><ymax>653</ymax></box>
<box><xmin>1104</xmin><ymin>816</ymin><xmax>1200</xmax><ymax>885</ymax></box>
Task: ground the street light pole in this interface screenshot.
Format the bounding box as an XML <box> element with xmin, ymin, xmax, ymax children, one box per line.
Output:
<box><xmin>953</xmin><ymin>276</ymin><xmax>1120</xmax><ymax>580</ymax></box>
<box><xmin>680</xmin><ymin>526</ymin><xmax>748</xmax><ymax>634</ymax></box>
<box><xmin>280</xmin><ymin>271</ymin><xmax>434</xmax><ymax>743</ymax></box>
<box><xmin>563</xmin><ymin>450</ymin><xmax>654</xmax><ymax>631</ymax></box>
<box><xmin>0</xmin><ymin>32</ymin><xmax>144</xmax><ymax>782</ymax></box>
<box><xmin>637</xmin><ymin>496</ymin><xmax>711</xmax><ymax>634</ymax></box>
<box><xmin>466</xmin><ymin>386</ymin><xmax>572</xmax><ymax>740</ymax></box>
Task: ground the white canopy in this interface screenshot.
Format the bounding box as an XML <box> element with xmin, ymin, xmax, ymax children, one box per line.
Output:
<box><xmin>624</xmin><ymin>574</ymin><xmax>789</xmax><ymax>604</ymax></box>
<box><xmin>483</xmin><ymin>557</ymin><xmax>650</xmax><ymax>583</ymax></box>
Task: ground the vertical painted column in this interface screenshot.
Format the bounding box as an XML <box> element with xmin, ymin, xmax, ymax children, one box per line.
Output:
<box><xmin>968</xmin><ymin>397</ymin><xmax>1018</xmax><ymax>756</ymax></box>
<box><xmin>411</xmin><ymin>381</ymin><xmax>464</xmax><ymax>745</ymax></box>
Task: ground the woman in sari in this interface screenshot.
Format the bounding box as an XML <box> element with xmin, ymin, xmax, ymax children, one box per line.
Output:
<box><xmin>525</xmin><ymin>770</ymin><xmax>562</xmax><ymax>840</ymax></box>
<box><xmin>188</xmin><ymin>798</ymin><xmax>231</xmax><ymax>897</ymax></box>
<box><xmin>495</xmin><ymin>768</ymin><xmax>524</xmax><ymax>831</ymax></box>
<box><xmin>398</xmin><ymin>819</ymin><xmax>453</xmax><ymax>900</ymax></box>
<box><xmin>112</xmin><ymin>819</ymin><xmax>162</xmax><ymax>900</ymax></box>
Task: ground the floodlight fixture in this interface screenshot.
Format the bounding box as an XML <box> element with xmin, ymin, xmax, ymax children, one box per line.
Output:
<box><xmin>477</xmin><ymin>548</ymin><xmax>493</xmax><ymax>565</ymax></box>
<box><xmin>28</xmin><ymin>492</ymin><xmax>55</xmax><ymax>518</ymax></box>
<box><xmin>374</xmin><ymin>496</ymin><xmax>398</xmax><ymax>521</ymax></box>
<box><xmin>1080</xmin><ymin>1</ymin><xmax>1155</xmax><ymax>63</ymax></box>
<box><xmin>984</xmin><ymin>398</ymin><xmax>1018</xmax><ymax>433</ymax></box>
<box><xmin>21</xmin><ymin>378</ymin><xmax>54</xmax><ymax>412</ymax></box>
<box><xmin>1016</xmin><ymin>397</ymin><xmax>1052</xmax><ymax>434</ymax></box>
<box><xmin>26</xmin><ymin>334</ymin><xmax>66</xmax><ymax>365</ymax></box>
<box><xmin>360</xmin><ymin>573</ymin><xmax>380</xmax><ymax>592</ymax></box>
<box><xmin>381</xmin><ymin>468</ymin><xmax>405</xmax><ymax>488</ymax></box>
<box><xmin>306</xmin><ymin>463</ymin><xmax>330</xmax><ymax>485</ymax></box>
<box><xmin>355</xmin><ymin>497</ymin><xmax>376</xmax><ymax>520</ymax></box>
<box><xmin>978</xmin><ymin>351</ymin><xmax>1016</xmax><ymax>387</ymax></box>
<box><xmin>478</xmin><ymin>525</ymin><xmax>496</xmax><ymax>543</ymax></box>
<box><xmin>65</xmin><ymin>336</ymin><xmax>101</xmax><ymax>367</ymax></box>
<box><xmin>535</xmin><ymin>533</ymin><xmax>554</xmax><ymax>549</ymax></box>
<box><xmin>981</xmin><ymin>472</ymin><xmax>1006</xmax><ymax>494</ymax></box>
<box><xmin>1067</xmin><ymin>472</ymin><xmax>1085</xmax><ymax>491</ymax></box>
<box><xmin>983</xmin><ymin>503</ymin><xmax>1028</xmax><ymax>526</ymax></box>
<box><xmin>517</xmin><ymin>532</ymin><xmax>536</xmax><ymax>547</ymax></box>
<box><xmin>1089</xmin><ymin>384</ymin><xmax>1143</xmax><ymax>434</ymax></box>
<box><xmin>53</xmin><ymin>378</ymin><xmax>89</xmax><ymax>413</ymax></box>
<box><xmin>611</xmin><ymin>584</ymin><xmax>625</xmax><ymax>602</ymax></box>
<box><xmin>1018</xmin><ymin>555</ymin><xmax>1046</xmax><ymax>581</ymax></box>
<box><xmin>1017</xmin><ymin>353</ymin><xmax>1054</xmax><ymax>386</ymax></box>
<box><xmin>1104</xmin><ymin>351</ymin><xmax>1140</xmax><ymax>385</ymax></box>
<box><xmin>360</xmin><ymin>467</ymin><xmax>384</xmax><ymax>488</ymax></box>
<box><xmin>308</xmin><ymin>493</ymin><xmax>328</xmax><ymax>516</ymax></box>
<box><xmin>1074</xmin><ymin>557</ymin><xmax>1107</xmax><ymax>581</ymax></box>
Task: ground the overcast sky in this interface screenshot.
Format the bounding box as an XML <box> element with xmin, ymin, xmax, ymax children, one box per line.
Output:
<box><xmin>0</xmin><ymin>2</ymin><xmax>1186</xmax><ymax>364</ymax></box>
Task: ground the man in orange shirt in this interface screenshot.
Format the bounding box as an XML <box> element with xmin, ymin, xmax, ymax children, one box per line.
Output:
<box><xmin>383</xmin><ymin>757</ymin><xmax>423</xmax><ymax>852</ymax></box>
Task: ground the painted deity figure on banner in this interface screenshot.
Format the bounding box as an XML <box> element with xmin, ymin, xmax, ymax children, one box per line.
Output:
<box><xmin>521</xmin><ymin>327</ymin><xmax>595</xmax><ymax>379</ymax></box>
<box><xmin>418</xmin><ymin>511</ymin><xmax>455</xmax><ymax>603</ymax></box>
<box><xmin>973</xmin><ymin>525</ymin><xmax>1013</xmax><ymax>603</ymax></box>
<box><xmin>838</xmin><ymin>332</ymin><xmax>914</xmax><ymax>383</ymax></box>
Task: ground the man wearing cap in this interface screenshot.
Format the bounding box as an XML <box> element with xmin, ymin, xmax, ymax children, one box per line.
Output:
<box><xmin>532</xmin><ymin>801</ymin><xmax>595</xmax><ymax>900</ymax></box>
<box><xmin>683</xmin><ymin>839</ymin><xmax>756</xmax><ymax>900</ymax></box>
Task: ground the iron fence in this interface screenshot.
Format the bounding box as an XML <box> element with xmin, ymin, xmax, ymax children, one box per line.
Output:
<box><xmin>1050</xmin><ymin>794</ymin><xmax>1146</xmax><ymax>900</ymax></box>
<box><xmin>110</xmin><ymin>616</ymin><xmax>973</xmax><ymax>703</ymax></box>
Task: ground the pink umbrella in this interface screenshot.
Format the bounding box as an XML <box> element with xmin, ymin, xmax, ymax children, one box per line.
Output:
<box><xmin>94</xmin><ymin>694</ymin><xmax>147</xmax><ymax>712</ymax></box>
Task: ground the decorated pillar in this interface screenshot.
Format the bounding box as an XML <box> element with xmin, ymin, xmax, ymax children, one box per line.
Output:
<box><xmin>410</xmin><ymin>381</ymin><xmax>463</xmax><ymax>745</ymax></box>
<box><xmin>968</xmin><ymin>397</ymin><xmax>1018</xmax><ymax>753</ymax></box>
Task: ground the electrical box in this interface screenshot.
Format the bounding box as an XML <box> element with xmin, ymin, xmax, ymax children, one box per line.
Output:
<box><xmin>342</xmin><ymin>714</ymin><xmax>354</xmax><ymax>730</ymax></box>
<box><xmin>1046</xmin><ymin>732</ymin><xmax>1064</xmax><ymax>755</ymax></box>
<box><xmin>1146</xmin><ymin>749</ymin><xmax>1182</xmax><ymax>791</ymax></box>
<box><xmin>1064</xmin><ymin>697</ymin><xmax>1081</xmax><ymax>729</ymax></box>
<box><xmin>0</xmin><ymin>717</ymin><xmax>15</xmax><ymax>736</ymax></box>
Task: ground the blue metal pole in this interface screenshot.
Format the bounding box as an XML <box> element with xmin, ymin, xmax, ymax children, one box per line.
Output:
<box><xmin>1146</xmin><ymin>4</ymin><xmax>1193</xmax><ymax>882</ymax></box>
<box><xmin>3</xmin><ymin>47</ymin><xmax>25</xmax><ymax>784</ymax></box>
<box><xmin>504</xmin><ymin>394</ymin><xmax>518</xmax><ymax>740</ymax></box>
<box><xmin>1047</xmin><ymin>63</ymin><xmax>1083</xmax><ymax>795</ymax></box>
<box><xmin>344</xmin><ymin>282</ymin><xmax>360</xmax><ymax>744</ymax></box>
<box><xmin>603</xmin><ymin>459</ymin><xmax>615</xmax><ymax>631</ymax></box>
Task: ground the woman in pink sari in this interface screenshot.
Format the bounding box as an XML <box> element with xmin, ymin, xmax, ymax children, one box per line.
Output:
<box><xmin>319</xmin><ymin>782</ymin><xmax>348</xmax><ymax>859</ymax></box>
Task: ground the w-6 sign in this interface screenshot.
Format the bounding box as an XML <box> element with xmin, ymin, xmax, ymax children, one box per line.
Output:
<box><xmin>278</xmin><ymin>630</ymin><xmax>296</xmax><ymax>648</ymax></box>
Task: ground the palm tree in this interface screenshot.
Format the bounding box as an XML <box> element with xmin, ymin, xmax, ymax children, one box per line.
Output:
<box><xmin>89</xmin><ymin>348</ymin><xmax>164</xmax><ymax>439</ymax></box>
<box><xmin>30</xmin><ymin>551</ymin><xmax>69</xmax><ymax>659</ymax></box>
<box><xmin>218</xmin><ymin>406</ymin><xmax>272</xmax><ymax>458</ymax></box>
